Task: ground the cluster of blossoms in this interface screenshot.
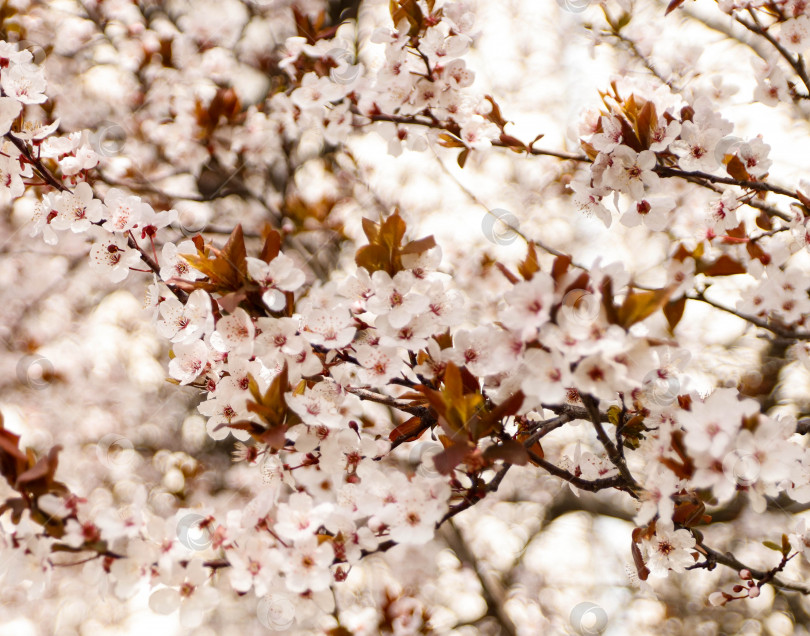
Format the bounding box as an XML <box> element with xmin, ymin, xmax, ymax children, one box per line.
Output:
<box><xmin>9</xmin><ymin>0</ymin><xmax>810</xmax><ymax>632</ymax></box>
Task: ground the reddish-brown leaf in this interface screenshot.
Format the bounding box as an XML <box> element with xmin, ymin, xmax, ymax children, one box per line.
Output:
<box><xmin>388</xmin><ymin>416</ymin><xmax>428</xmax><ymax>443</ymax></box>
<box><xmin>617</xmin><ymin>286</ymin><xmax>675</xmax><ymax>329</ymax></box>
<box><xmin>433</xmin><ymin>442</ymin><xmax>473</xmax><ymax>475</ymax></box>
<box><xmin>698</xmin><ymin>255</ymin><xmax>746</xmax><ymax>277</ymax></box>
<box><xmin>400</xmin><ymin>235</ymin><xmax>437</xmax><ymax>255</ymax></box>
<box><xmin>457</xmin><ymin>147</ymin><xmax>470</xmax><ymax>169</ymax></box>
<box><xmin>517</xmin><ymin>242</ymin><xmax>539</xmax><ymax>281</ymax></box>
<box><xmin>663</xmin><ymin>296</ymin><xmax>687</xmax><ymax>332</ymax></box>
<box><xmin>483</xmin><ymin>440</ymin><xmax>529</xmax><ymax>465</ymax></box>
<box><xmin>260</xmin><ymin>228</ymin><xmax>281</xmax><ymax>263</ymax></box>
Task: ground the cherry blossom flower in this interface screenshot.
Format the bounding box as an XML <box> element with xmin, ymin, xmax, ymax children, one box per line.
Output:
<box><xmin>502</xmin><ymin>273</ymin><xmax>555</xmax><ymax>337</ymax></box>
<box><xmin>0</xmin><ymin>152</ymin><xmax>26</xmax><ymax>199</ymax></box>
<box><xmin>780</xmin><ymin>16</ymin><xmax>810</xmax><ymax>53</ymax></box>
<box><xmin>256</xmin><ymin>316</ymin><xmax>307</xmax><ymax>361</ymax></box>
<box><xmin>642</xmin><ymin>525</ymin><xmax>696</xmax><ymax>576</ymax></box>
<box><xmin>376</xmin><ymin>314</ymin><xmax>433</xmax><ymax>350</ymax></box>
<box><xmin>159</xmin><ymin>240</ymin><xmax>204</xmax><ymax>282</ymax></box>
<box><xmin>50</xmin><ymin>182</ymin><xmax>104</xmax><ymax>233</ymax></box>
<box><xmin>737</xmin><ymin>137</ymin><xmax>772</xmax><ymax>178</ymax></box>
<box><xmin>168</xmin><ymin>340</ymin><xmax>210</xmax><ymax>385</ymax></box>
<box><xmin>589</xmin><ymin>115</ymin><xmax>624</xmax><ymax>153</ymax></box>
<box><xmin>302</xmin><ymin>307</ymin><xmax>356</xmax><ymax>349</ymax></box>
<box><xmin>288</xmin><ymin>382</ymin><xmax>347</xmax><ymax>427</ymax></box>
<box><xmin>635</xmin><ymin>468</ymin><xmax>682</xmax><ymax>526</ymax></box>
<box><xmin>649</xmin><ymin>116</ymin><xmax>681</xmax><ymax>152</ymax></box>
<box><xmin>282</xmin><ymin>536</ymin><xmax>335</xmax><ymax>593</ymax></box>
<box><xmin>102</xmin><ymin>188</ymin><xmax>149</xmax><ymax>233</ymax></box>
<box><xmin>366</xmin><ymin>270</ymin><xmax>429</xmax><ymax>329</ymax></box>
<box><xmin>148</xmin><ymin>559</ymin><xmax>220</xmax><ymax>628</ymax></box>
<box><xmin>88</xmin><ymin>230</ymin><xmax>143</xmax><ymax>283</ymax></box>
<box><xmin>1</xmin><ymin>62</ymin><xmax>47</xmax><ymax>103</ymax></box>
<box><xmin>753</xmin><ymin>63</ymin><xmax>790</xmax><ymax>106</ymax></box>
<box><xmin>620</xmin><ymin>197</ymin><xmax>675</xmax><ymax>231</ymax></box>
<box><xmin>451</xmin><ymin>326</ymin><xmax>513</xmax><ymax>376</ymax></box>
<box><xmin>354</xmin><ymin>344</ymin><xmax>405</xmax><ymax>386</ymax></box>
<box><xmin>274</xmin><ymin>493</ymin><xmax>335</xmax><ymax>542</ymax></box>
<box><xmin>156</xmin><ymin>290</ymin><xmax>214</xmax><ymax>344</ymax></box>
<box><xmin>572</xmin><ymin>353</ymin><xmax>625</xmax><ymax>401</ymax></box>
<box><xmin>520</xmin><ymin>348</ymin><xmax>573</xmax><ymax>407</ymax></box>
<box><xmin>198</xmin><ymin>382</ymin><xmax>250</xmax><ymax>441</ymax></box>
<box><xmin>210</xmin><ymin>308</ymin><xmax>255</xmax><ymax>355</ymax></box>
<box><xmin>292</xmin><ymin>73</ymin><xmax>347</xmax><ymax>113</ymax></box>
<box><xmin>707</xmin><ymin>190</ymin><xmax>741</xmax><ymax>231</ymax></box>
<box><xmin>227</xmin><ymin>537</ymin><xmax>282</xmax><ymax>597</ymax></box>
<box><xmin>246</xmin><ymin>254</ymin><xmax>306</xmax><ymax>310</ymax></box>
<box><xmin>679</xmin><ymin>388</ymin><xmax>756</xmax><ymax>459</ymax></box>
<box><xmin>671</xmin><ymin>120</ymin><xmax>723</xmax><ymax>172</ymax></box>
<box><xmin>0</xmin><ymin>96</ymin><xmax>21</xmax><ymax>135</ymax></box>
<box><xmin>570</xmin><ymin>180</ymin><xmax>613</xmax><ymax>227</ymax></box>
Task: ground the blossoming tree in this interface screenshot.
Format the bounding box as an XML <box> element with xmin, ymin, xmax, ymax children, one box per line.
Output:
<box><xmin>5</xmin><ymin>0</ymin><xmax>810</xmax><ymax>633</ymax></box>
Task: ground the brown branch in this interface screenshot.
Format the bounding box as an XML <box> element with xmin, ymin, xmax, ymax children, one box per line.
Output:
<box><xmin>437</xmin><ymin>463</ymin><xmax>512</xmax><ymax>526</ymax></box>
<box><xmin>689</xmin><ymin>291</ymin><xmax>810</xmax><ymax>341</ymax></box>
<box><xmin>656</xmin><ymin>165</ymin><xmax>799</xmax><ymax>209</ymax></box>
<box><xmin>441</xmin><ymin>520</ymin><xmax>518</xmax><ymax>636</ymax></box>
<box><xmin>527</xmin><ymin>449</ymin><xmax>624</xmax><ymax>493</ymax></box>
<box><xmin>582</xmin><ymin>395</ymin><xmax>640</xmax><ymax>497</ymax></box>
<box><xmin>737</xmin><ymin>10</ymin><xmax>810</xmax><ymax>97</ymax></box>
<box><xmin>694</xmin><ymin>539</ymin><xmax>810</xmax><ymax>595</ymax></box>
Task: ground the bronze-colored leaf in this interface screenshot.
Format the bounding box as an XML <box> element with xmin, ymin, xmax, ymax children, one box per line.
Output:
<box><xmin>617</xmin><ymin>286</ymin><xmax>675</xmax><ymax>328</ymax></box>
<box><xmin>517</xmin><ymin>242</ymin><xmax>539</xmax><ymax>281</ymax></box>
<box><xmin>665</xmin><ymin>0</ymin><xmax>685</xmax><ymax>16</ymax></box>
<box><xmin>483</xmin><ymin>440</ymin><xmax>529</xmax><ymax>465</ymax></box>
<box><xmin>457</xmin><ymin>147</ymin><xmax>470</xmax><ymax>169</ymax></box>
<box><xmin>663</xmin><ymin>296</ymin><xmax>686</xmax><ymax>332</ymax></box>
<box><xmin>433</xmin><ymin>441</ymin><xmax>472</xmax><ymax>475</ymax></box>
<box><xmin>260</xmin><ymin>228</ymin><xmax>281</xmax><ymax>263</ymax></box>
<box><xmin>698</xmin><ymin>255</ymin><xmax>746</xmax><ymax>277</ymax></box>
